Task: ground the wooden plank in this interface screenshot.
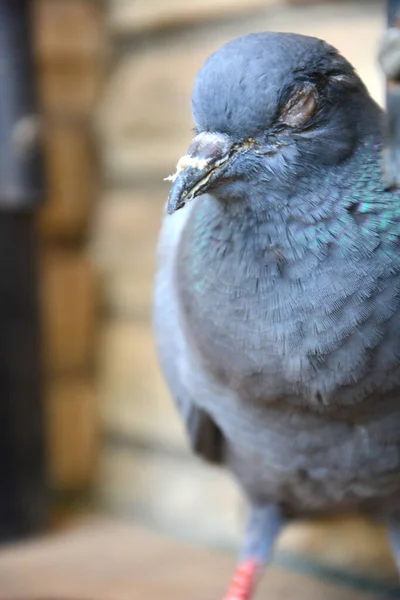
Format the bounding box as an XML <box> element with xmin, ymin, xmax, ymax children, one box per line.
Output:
<box><xmin>33</xmin><ymin>0</ymin><xmax>104</xmax><ymax>116</ymax></box>
<box><xmin>36</xmin><ymin>62</ymin><xmax>103</xmax><ymax>116</ymax></box>
<box><xmin>108</xmin><ymin>0</ymin><xmax>368</xmax><ymax>36</ymax></box>
<box><xmin>98</xmin><ymin>320</ymin><xmax>186</xmax><ymax>449</ymax></box>
<box><xmin>33</xmin><ymin>0</ymin><xmax>104</xmax><ymax>62</ymax></box>
<box><xmin>40</xmin><ymin>249</ymin><xmax>97</xmax><ymax>374</ymax></box>
<box><xmin>38</xmin><ymin>120</ymin><xmax>96</xmax><ymax>240</ymax></box>
<box><xmin>97</xmin><ymin>444</ymin><xmax>241</xmax><ymax>547</ymax></box>
<box><xmin>45</xmin><ymin>378</ymin><xmax>98</xmax><ymax>491</ymax></box>
<box><xmin>108</xmin><ymin>0</ymin><xmax>278</xmax><ymax>35</ymax></box>
<box><xmin>90</xmin><ymin>190</ymin><xmax>163</xmax><ymax>318</ymax></box>
<box><xmin>0</xmin><ymin>518</ymin><xmax>396</xmax><ymax>600</ymax></box>
<box><xmin>91</xmin><ymin>191</ymin><xmax>162</xmax><ymax>275</ymax></box>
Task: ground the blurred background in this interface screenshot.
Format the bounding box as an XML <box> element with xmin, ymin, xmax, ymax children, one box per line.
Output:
<box><xmin>2</xmin><ymin>0</ymin><xmax>400</xmax><ymax>598</ymax></box>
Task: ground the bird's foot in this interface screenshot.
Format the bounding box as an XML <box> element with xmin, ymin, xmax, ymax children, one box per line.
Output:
<box><xmin>222</xmin><ymin>559</ymin><xmax>259</xmax><ymax>600</ymax></box>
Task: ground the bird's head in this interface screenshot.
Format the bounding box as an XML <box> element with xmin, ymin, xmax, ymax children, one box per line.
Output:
<box><xmin>166</xmin><ymin>32</ymin><xmax>378</xmax><ymax>214</ymax></box>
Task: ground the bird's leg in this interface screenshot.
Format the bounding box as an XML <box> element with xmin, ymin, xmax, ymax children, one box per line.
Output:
<box><xmin>222</xmin><ymin>558</ymin><xmax>259</xmax><ymax>600</ymax></box>
<box><xmin>387</xmin><ymin>520</ymin><xmax>400</xmax><ymax>573</ymax></box>
<box><xmin>222</xmin><ymin>504</ymin><xmax>284</xmax><ymax>600</ymax></box>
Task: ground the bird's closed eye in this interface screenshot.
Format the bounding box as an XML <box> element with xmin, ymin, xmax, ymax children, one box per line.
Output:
<box><xmin>278</xmin><ymin>82</ymin><xmax>318</xmax><ymax>127</ymax></box>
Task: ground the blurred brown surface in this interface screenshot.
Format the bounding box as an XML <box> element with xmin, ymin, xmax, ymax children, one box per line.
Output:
<box><xmin>91</xmin><ymin>190</ymin><xmax>162</xmax><ymax>319</ymax></box>
<box><xmin>34</xmin><ymin>0</ymin><xmax>103</xmax><ymax>61</ymax></box>
<box><xmin>33</xmin><ymin>0</ymin><xmax>104</xmax><ymax>116</ymax></box>
<box><xmin>36</xmin><ymin>59</ymin><xmax>102</xmax><ymax>117</ymax></box>
<box><xmin>39</xmin><ymin>120</ymin><xmax>96</xmax><ymax>240</ymax></box>
<box><xmin>98</xmin><ymin>320</ymin><xmax>184</xmax><ymax>446</ymax></box>
<box><xmin>108</xmin><ymin>0</ymin><xmax>278</xmax><ymax>34</ymax></box>
<box><xmin>45</xmin><ymin>379</ymin><xmax>98</xmax><ymax>490</ymax></box>
<box><xmin>97</xmin><ymin>442</ymin><xmax>241</xmax><ymax>546</ymax></box>
<box><xmin>40</xmin><ymin>250</ymin><xmax>96</xmax><ymax>375</ymax></box>
<box><xmin>0</xmin><ymin>517</ymin><xmax>397</xmax><ymax>600</ymax></box>
<box><xmin>32</xmin><ymin>0</ymin><xmax>103</xmax><ymax>496</ymax></box>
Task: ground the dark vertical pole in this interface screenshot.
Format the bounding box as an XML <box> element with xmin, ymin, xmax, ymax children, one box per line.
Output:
<box><xmin>0</xmin><ymin>0</ymin><xmax>47</xmax><ymax>540</ymax></box>
<box><xmin>379</xmin><ymin>0</ymin><xmax>400</xmax><ymax>188</ymax></box>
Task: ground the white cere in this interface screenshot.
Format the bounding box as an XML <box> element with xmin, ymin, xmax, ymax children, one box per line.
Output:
<box><xmin>164</xmin><ymin>154</ymin><xmax>210</xmax><ymax>182</ymax></box>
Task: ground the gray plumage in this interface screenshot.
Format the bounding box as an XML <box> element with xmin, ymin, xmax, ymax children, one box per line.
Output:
<box><xmin>153</xmin><ymin>32</ymin><xmax>400</xmax><ymax>593</ymax></box>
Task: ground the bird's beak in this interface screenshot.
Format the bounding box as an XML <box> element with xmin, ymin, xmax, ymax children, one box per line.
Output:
<box><xmin>165</xmin><ymin>132</ymin><xmax>236</xmax><ymax>214</ymax></box>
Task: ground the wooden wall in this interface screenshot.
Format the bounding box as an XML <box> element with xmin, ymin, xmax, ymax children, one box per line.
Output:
<box><xmin>32</xmin><ymin>0</ymin><xmax>104</xmax><ymax>500</ymax></box>
<box><xmin>92</xmin><ymin>0</ymin><xmax>385</xmax><ymax>548</ymax></box>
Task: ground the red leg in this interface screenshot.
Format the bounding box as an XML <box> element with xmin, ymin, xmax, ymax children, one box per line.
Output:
<box><xmin>221</xmin><ymin>504</ymin><xmax>283</xmax><ymax>599</ymax></box>
<box><xmin>222</xmin><ymin>559</ymin><xmax>260</xmax><ymax>600</ymax></box>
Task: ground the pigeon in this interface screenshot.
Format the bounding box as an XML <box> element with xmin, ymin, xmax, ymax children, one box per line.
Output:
<box><xmin>153</xmin><ymin>32</ymin><xmax>400</xmax><ymax>599</ymax></box>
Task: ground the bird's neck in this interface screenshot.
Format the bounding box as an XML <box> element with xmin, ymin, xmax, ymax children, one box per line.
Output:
<box><xmin>193</xmin><ymin>136</ymin><xmax>379</xmax><ymax>255</ymax></box>
<box><xmin>179</xmin><ymin>134</ymin><xmax>384</xmax><ymax>306</ymax></box>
